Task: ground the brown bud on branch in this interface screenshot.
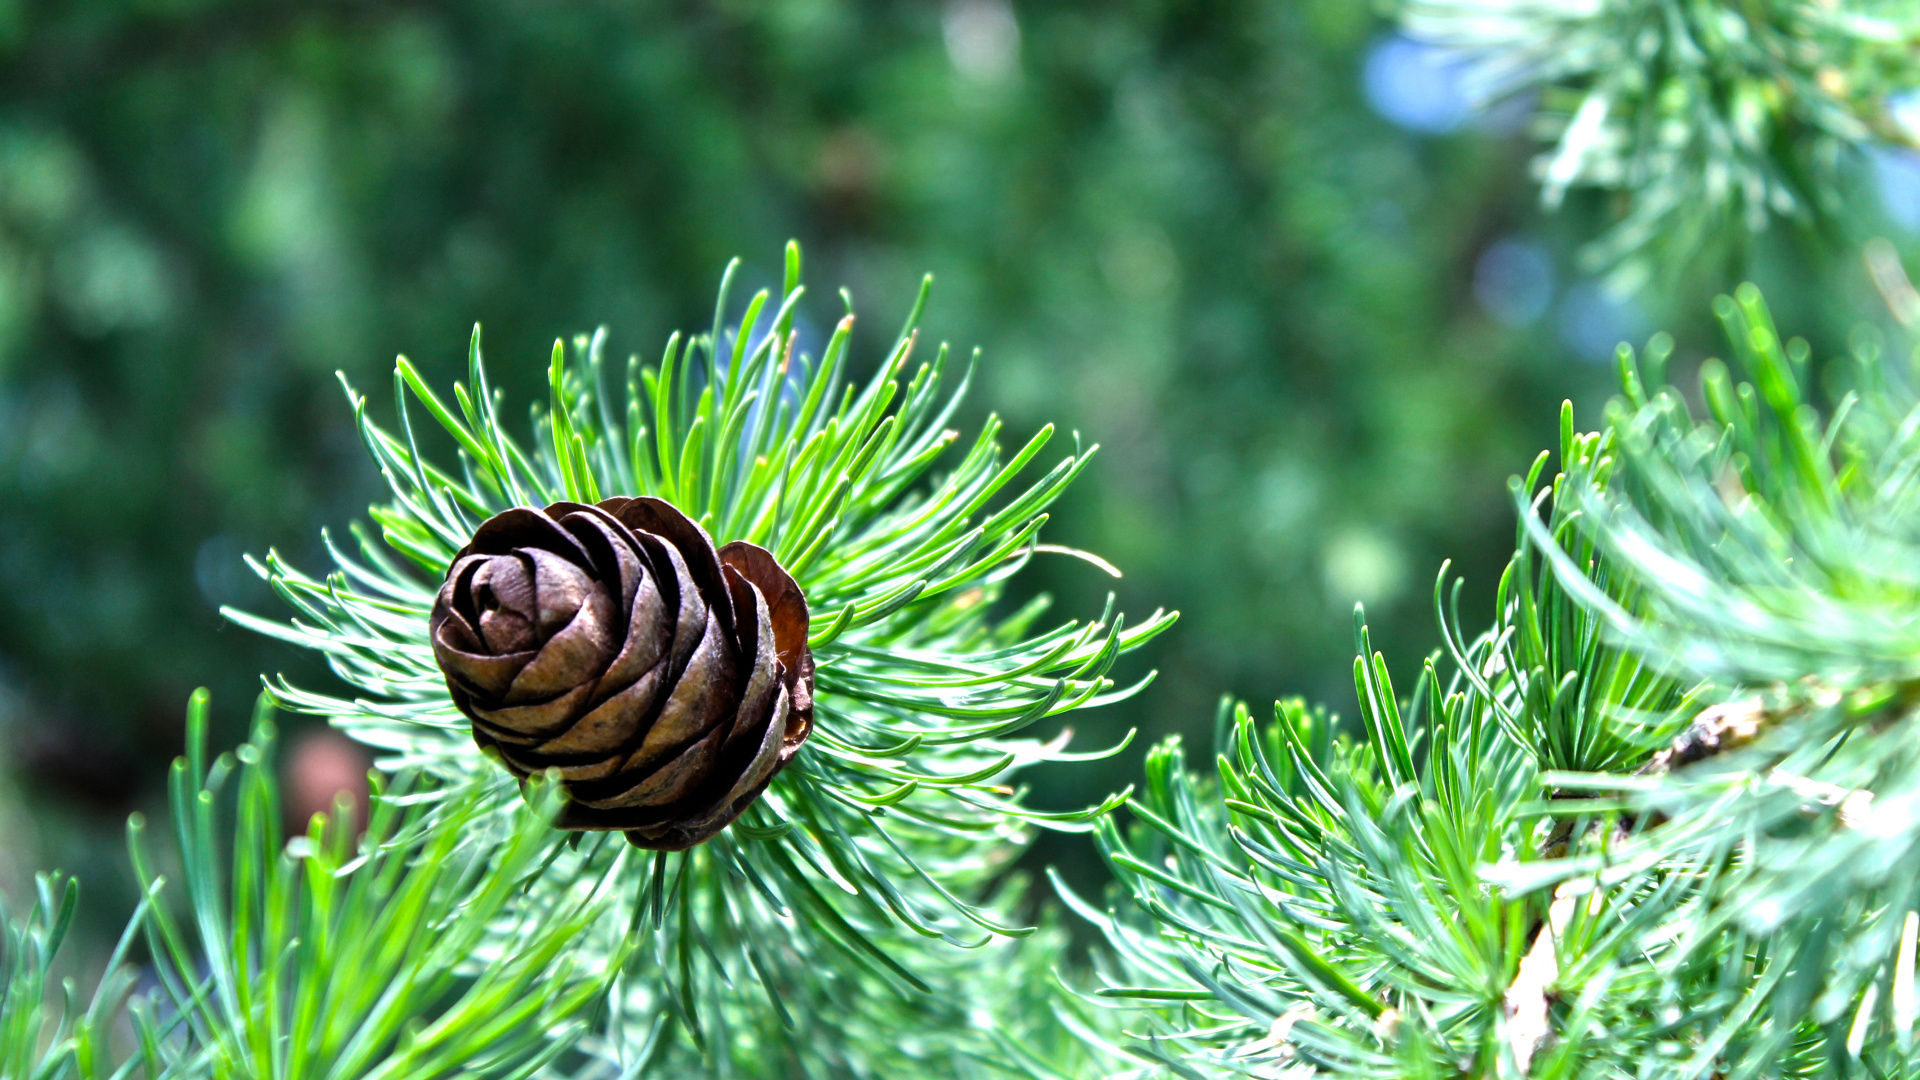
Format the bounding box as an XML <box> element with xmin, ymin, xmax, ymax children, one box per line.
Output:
<box><xmin>428</xmin><ymin>497</ymin><xmax>814</xmax><ymax>850</ymax></box>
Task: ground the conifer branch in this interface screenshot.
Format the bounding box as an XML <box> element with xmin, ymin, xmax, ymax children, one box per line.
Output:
<box><xmin>1401</xmin><ymin>0</ymin><xmax>1920</xmax><ymax>285</ymax></box>
<box><xmin>224</xmin><ymin>244</ymin><xmax>1173</xmax><ymax>1073</ymax></box>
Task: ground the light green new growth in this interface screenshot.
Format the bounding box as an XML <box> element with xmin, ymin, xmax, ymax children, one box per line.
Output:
<box><xmin>2</xmin><ymin>873</ymin><xmax>151</xmax><ymax>1080</ymax></box>
<box><xmin>130</xmin><ymin>691</ymin><xmax>619</xmax><ymax>1080</ymax></box>
<box><xmin>2</xmin><ymin>689</ymin><xmax>621</xmax><ymax>1080</ymax></box>
<box><xmin>222</xmin><ymin>242</ymin><xmax>1174</xmax><ymax>1074</ymax></box>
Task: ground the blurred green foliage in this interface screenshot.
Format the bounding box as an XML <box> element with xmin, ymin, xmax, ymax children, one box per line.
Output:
<box><xmin>0</xmin><ymin>0</ymin><xmax>1905</xmax><ymax>917</ymax></box>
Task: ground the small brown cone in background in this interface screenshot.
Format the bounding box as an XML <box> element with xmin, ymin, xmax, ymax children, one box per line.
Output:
<box><xmin>428</xmin><ymin>496</ymin><xmax>814</xmax><ymax>850</ymax></box>
<box><xmin>284</xmin><ymin>728</ymin><xmax>372</xmax><ymax>835</ymax></box>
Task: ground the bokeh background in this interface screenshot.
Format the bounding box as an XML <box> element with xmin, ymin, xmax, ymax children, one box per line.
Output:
<box><xmin>2</xmin><ymin>0</ymin><xmax>1912</xmax><ymax>934</ymax></box>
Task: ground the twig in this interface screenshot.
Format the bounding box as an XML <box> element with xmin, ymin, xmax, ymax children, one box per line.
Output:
<box><xmin>1505</xmin><ymin>886</ymin><xmax>1579</xmax><ymax>1073</ymax></box>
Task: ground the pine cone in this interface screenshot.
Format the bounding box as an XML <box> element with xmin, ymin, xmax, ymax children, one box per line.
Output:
<box><xmin>428</xmin><ymin>496</ymin><xmax>814</xmax><ymax>850</ymax></box>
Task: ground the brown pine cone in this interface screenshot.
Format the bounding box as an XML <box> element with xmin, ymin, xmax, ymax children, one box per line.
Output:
<box><xmin>428</xmin><ymin>496</ymin><xmax>814</xmax><ymax>850</ymax></box>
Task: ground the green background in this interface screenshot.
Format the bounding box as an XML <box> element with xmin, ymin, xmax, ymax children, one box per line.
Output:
<box><xmin>0</xmin><ymin>0</ymin><xmax>1900</xmax><ymax>926</ymax></box>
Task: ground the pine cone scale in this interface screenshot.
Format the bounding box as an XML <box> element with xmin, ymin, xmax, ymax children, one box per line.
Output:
<box><xmin>591</xmin><ymin>721</ymin><xmax>730</xmax><ymax>808</ymax></box>
<box><xmin>577</xmin><ymin>578</ymin><xmax>780</xmax><ymax>810</ymax></box>
<box><xmin>627</xmin><ymin>613</ymin><xmax>738</xmax><ymax>765</ymax></box>
<box><xmin>639</xmin><ymin>534</ymin><xmax>714</xmax><ymax>678</ymax></box>
<box><xmin>726</xmin><ymin>576</ymin><xmax>783</xmax><ymax>746</ymax></box>
<box><xmin>720</xmin><ymin>541</ymin><xmax>815</xmax><ymax>717</ymax></box>
<box><xmin>688</xmin><ymin>684</ymin><xmax>794</xmax><ymax>829</ymax></box>
<box><xmin>430</xmin><ymin>496</ymin><xmax>814</xmax><ymax>850</ymax></box>
<box><xmin>530</xmin><ymin>666</ymin><xmax>666</xmax><ymax>758</ymax></box>
<box><xmin>467</xmin><ymin>554</ymin><xmax>539</xmax><ymax>650</ymax></box>
<box><xmin>499</xmin><ymin>589</ymin><xmax>615</xmax><ymax>703</ymax></box>
<box><xmin>479</xmin><ymin>681</ymin><xmax>601</xmax><ymax>740</ymax></box>
<box><xmin>592</xmin><ymin>571</ymin><xmax>668</xmax><ymax>692</ymax></box>
<box><xmin>604</xmin><ymin>496</ymin><xmax>738</xmax><ymax>638</ymax></box>
<box><xmin>431</xmin><ymin>629</ymin><xmax>531</xmax><ymax>701</ymax></box>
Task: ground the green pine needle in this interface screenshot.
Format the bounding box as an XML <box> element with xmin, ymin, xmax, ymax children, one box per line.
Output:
<box><xmin>1</xmin><ymin>872</ymin><xmax>154</xmax><ymax>1080</ymax></box>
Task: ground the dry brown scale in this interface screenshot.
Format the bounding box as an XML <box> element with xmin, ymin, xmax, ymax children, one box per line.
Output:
<box><xmin>427</xmin><ymin>496</ymin><xmax>814</xmax><ymax>850</ymax></box>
